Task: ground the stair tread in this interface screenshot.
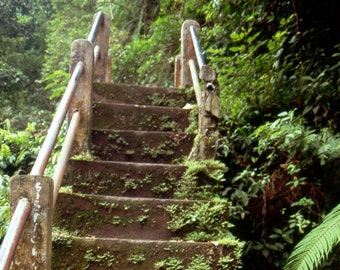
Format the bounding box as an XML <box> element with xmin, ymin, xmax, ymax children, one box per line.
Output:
<box><xmin>93</xmin><ymin>103</ymin><xmax>191</xmax><ymax>131</ymax></box>
<box><xmin>93</xmin><ymin>102</ymin><xmax>191</xmax><ymax>112</ymax></box>
<box><xmin>68</xmin><ymin>159</ymin><xmax>187</xmax><ymax>167</ymax></box>
<box><xmin>93</xmin><ymin>82</ymin><xmax>194</xmax><ymax>107</ymax></box>
<box><xmin>91</xmin><ymin>129</ymin><xmax>193</xmax><ymax>163</ymax></box>
<box><xmin>54</xmin><ymin>192</ymin><xmax>229</xmax><ymax>240</ymax></box>
<box><xmin>52</xmin><ymin>235</ymin><xmax>238</xmax><ymax>270</ymax></box>
<box><xmin>54</xmin><ymin>234</ymin><xmax>223</xmax><ymax>245</ymax></box>
<box><xmin>63</xmin><ymin>159</ymin><xmax>186</xmax><ymax>198</ymax></box>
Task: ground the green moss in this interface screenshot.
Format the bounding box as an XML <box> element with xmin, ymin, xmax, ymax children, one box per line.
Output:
<box><xmin>154</xmin><ymin>257</ymin><xmax>184</xmax><ymax>270</ymax></box>
<box><xmin>174</xmin><ymin>160</ymin><xmax>227</xmax><ymax>200</ymax></box>
<box><xmin>216</xmin><ymin>237</ymin><xmax>245</xmax><ymax>269</ymax></box>
<box><xmin>187</xmin><ymin>254</ymin><xmax>212</xmax><ymax>270</ymax></box>
<box><xmin>128</xmin><ymin>254</ymin><xmax>146</xmax><ymax>265</ymax></box>
<box><xmin>165</xmin><ymin>200</ymin><xmax>230</xmax><ymax>241</ymax></box>
<box><xmin>97</xmin><ymin>201</ymin><xmax>119</xmax><ymax>210</ymax></box>
<box><xmin>71</xmin><ymin>153</ymin><xmax>94</xmax><ymax>161</ymax></box>
<box><xmin>185</xmin><ymin>104</ymin><xmax>198</xmax><ymax>134</ymax></box>
<box><xmin>83</xmin><ymin>248</ymin><xmax>117</xmax><ymax>269</ymax></box>
<box><xmin>141</xmin><ymin>139</ymin><xmax>178</xmax><ymax>159</ymax></box>
<box><xmin>59</xmin><ymin>185</ymin><xmax>73</xmax><ymax>193</ymax></box>
<box><xmin>136</xmin><ymin>214</ymin><xmax>149</xmax><ymax>225</ymax></box>
<box><xmin>111</xmin><ymin>216</ymin><xmax>121</xmax><ymax>225</ymax></box>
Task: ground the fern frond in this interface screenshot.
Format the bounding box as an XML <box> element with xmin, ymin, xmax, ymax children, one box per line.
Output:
<box><xmin>284</xmin><ymin>203</ymin><xmax>340</xmax><ymax>270</ymax></box>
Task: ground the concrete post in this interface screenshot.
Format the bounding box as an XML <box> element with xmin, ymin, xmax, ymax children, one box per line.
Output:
<box><xmin>69</xmin><ymin>39</ymin><xmax>94</xmax><ymax>155</ymax></box>
<box><xmin>180</xmin><ymin>20</ymin><xmax>200</xmax><ymax>88</ymax></box>
<box><xmin>174</xmin><ymin>55</ymin><xmax>181</xmax><ymax>88</ymax></box>
<box><xmin>189</xmin><ymin>66</ymin><xmax>220</xmax><ymax>160</ymax></box>
<box><xmin>9</xmin><ymin>175</ymin><xmax>53</xmax><ymax>270</ymax></box>
<box><xmin>93</xmin><ymin>13</ymin><xmax>111</xmax><ymax>82</ymax></box>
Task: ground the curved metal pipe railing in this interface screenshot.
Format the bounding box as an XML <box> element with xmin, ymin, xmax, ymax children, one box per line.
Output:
<box><xmin>0</xmin><ymin>199</ymin><xmax>31</xmax><ymax>270</ymax></box>
<box><xmin>52</xmin><ymin>111</ymin><xmax>80</xmax><ymax>207</ymax></box>
<box><xmin>0</xmin><ymin>11</ymin><xmax>107</xmax><ymax>270</ymax></box>
<box><xmin>189</xmin><ymin>59</ymin><xmax>202</xmax><ymax>107</ymax></box>
<box><xmin>189</xmin><ymin>25</ymin><xmax>205</xmax><ymax>70</ymax></box>
<box><xmin>30</xmin><ymin>61</ymin><xmax>84</xmax><ymax>176</ymax></box>
<box><xmin>88</xmin><ymin>11</ymin><xmax>104</xmax><ymax>44</ymax></box>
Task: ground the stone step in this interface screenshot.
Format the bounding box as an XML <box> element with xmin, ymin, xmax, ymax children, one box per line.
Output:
<box><xmin>52</xmin><ymin>236</ymin><xmax>241</xmax><ymax>270</ymax></box>
<box><xmin>92</xmin><ymin>103</ymin><xmax>191</xmax><ymax>132</ymax></box>
<box><xmin>93</xmin><ymin>82</ymin><xmax>194</xmax><ymax>107</ymax></box>
<box><xmin>63</xmin><ymin>160</ymin><xmax>186</xmax><ymax>198</ymax></box>
<box><xmin>53</xmin><ymin>193</ymin><xmax>229</xmax><ymax>241</ymax></box>
<box><xmin>91</xmin><ymin>130</ymin><xmax>193</xmax><ymax>163</ymax></box>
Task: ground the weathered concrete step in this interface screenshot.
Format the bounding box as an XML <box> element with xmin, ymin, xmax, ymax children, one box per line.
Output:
<box><xmin>63</xmin><ymin>160</ymin><xmax>186</xmax><ymax>198</ymax></box>
<box><xmin>93</xmin><ymin>82</ymin><xmax>194</xmax><ymax>107</ymax></box>
<box><xmin>52</xmin><ymin>236</ymin><xmax>241</xmax><ymax>269</ymax></box>
<box><xmin>93</xmin><ymin>103</ymin><xmax>191</xmax><ymax>132</ymax></box>
<box><xmin>54</xmin><ymin>193</ymin><xmax>229</xmax><ymax>241</ymax></box>
<box><xmin>91</xmin><ymin>130</ymin><xmax>193</xmax><ymax>163</ymax></box>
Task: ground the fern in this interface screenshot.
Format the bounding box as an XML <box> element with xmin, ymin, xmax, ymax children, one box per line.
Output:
<box><xmin>284</xmin><ymin>203</ymin><xmax>340</xmax><ymax>270</ymax></box>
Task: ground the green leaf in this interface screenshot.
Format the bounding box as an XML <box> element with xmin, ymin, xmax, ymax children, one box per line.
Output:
<box><xmin>229</xmin><ymin>45</ymin><xmax>246</xmax><ymax>52</ymax></box>
<box><xmin>284</xmin><ymin>203</ymin><xmax>340</xmax><ymax>270</ymax></box>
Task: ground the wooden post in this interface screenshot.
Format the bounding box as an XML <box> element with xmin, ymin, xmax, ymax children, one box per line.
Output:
<box><xmin>9</xmin><ymin>175</ymin><xmax>53</xmax><ymax>270</ymax></box>
<box><xmin>92</xmin><ymin>13</ymin><xmax>111</xmax><ymax>82</ymax></box>
<box><xmin>179</xmin><ymin>20</ymin><xmax>200</xmax><ymax>88</ymax></box>
<box><xmin>69</xmin><ymin>39</ymin><xmax>94</xmax><ymax>155</ymax></box>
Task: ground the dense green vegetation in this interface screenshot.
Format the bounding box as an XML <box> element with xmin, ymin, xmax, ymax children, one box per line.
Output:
<box><xmin>1</xmin><ymin>0</ymin><xmax>340</xmax><ymax>269</ymax></box>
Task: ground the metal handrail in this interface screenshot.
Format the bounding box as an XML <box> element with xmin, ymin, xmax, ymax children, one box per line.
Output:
<box><xmin>30</xmin><ymin>61</ymin><xmax>84</xmax><ymax>176</ymax></box>
<box><xmin>0</xmin><ymin>198</ymin><xmax>31</xmax><ymax>270</ymax></box>
<box><xmin>52</xmin><ymin>111</ymin><xmax>80</xmax><ymax>207</ymax></box>
<box><xmin>88</xmin><ymin>11</ymin><xmax>104</xmax><ymax>43</ymax></box>
<box><xmin>190</xmin><ymin>25</ymin><xmax>205</xmax><ymax>70</ymax></box>
<box><xmin>0</xmin><ymin>11</ymin><xmax>108</xmax><ymax>270</ymax></box>
<box><xmin>94</xmin><ymin>45</ymin><xmax>101</xmax><ymax>66</ymax></box>
<box><xmin>188</xmin><ymin>59</ymin><xmax>202</xmax><ymax>107</ymax></box>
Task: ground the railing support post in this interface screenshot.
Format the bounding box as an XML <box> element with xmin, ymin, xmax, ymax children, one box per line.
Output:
<box><xmin>9</xmin><ymin>175</ymin><xmax>53</xmax><ymax>270</ymax></box>
<box><xmin>69</xmin><ymin>39</ymin><xmax>94</xmax><ymax>155</ymax></box>
<box><xmin>176</xmin><ymin>19</ymin><xmax>221</xmax><ymax>160</ymax></box>
<box><xmin>189</xmin><ymin>65</ymin><xmax>220</xmax><ymax>160</ymax></box>
<box><xmin>175</xmin><ymin>20</ymin><xmax>200</xmax><ymax>88</ymax></box>
<box><xmin>92</xmin><ymin>13</ymin><xmax>111</xmax><ymax>82</ymax></box>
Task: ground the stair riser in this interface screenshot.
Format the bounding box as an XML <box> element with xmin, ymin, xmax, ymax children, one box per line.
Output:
<box><xmin>52</xmin><ymin>237</ymin><xmax>239</xmax><ymax>270</ymax></box>
<box><xmin>91</xmin><ymin>130</ymin><xmax>193</xmax><ymax>163</ymax></box>
<box><xmin>54</xmin><ymin>193</ymin><xmax>229</xmax><ymax>240</ymax></box>
<box><xmin>93</xmin><ymin>82</ymin><xmax>194</xmax><ymax>107</ymax></box>
<box><xmin>63</xmin><ymin>160</ymin><xmax>186</xmax><ymax>198</ymax></box>
<box><xmin>93</xmin><ymin>103</ymin><xmax>191</xmax><ymax>132</ymax></box>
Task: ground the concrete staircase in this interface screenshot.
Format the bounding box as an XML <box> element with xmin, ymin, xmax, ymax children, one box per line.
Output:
<box><xmin>52</xmin><ymin>82</ymin><xmax>242</xmax><ymax>269</ymax></box>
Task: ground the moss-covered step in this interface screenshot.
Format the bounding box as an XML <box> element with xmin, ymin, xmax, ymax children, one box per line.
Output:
<box><xmin>52</xmin><ymin>235</ymin><xmax>243</xmax><ymax>270</ymax></box>
<box><xmin>91</xmin><ymin>130</ymin><xmax>193</xmax><ymax>163</ymax></box>
<box><xmin>92</xmin><ymin>103</ymin><xmax>191</xmax><ymax>131</ymax></box>
<box><xmin>63</xmin><ymin>160</ymin><xmax>186</xmax><ymax>198</ymax></box>
<box><xmin>93</xmin><ymin>82</ymin><xmax>195</xmax><ymax>107</ymax></box>
<box><xmin>53</xmin><ymin>193</ymin><xmax>230</xmax><ymax>241</ymax></box>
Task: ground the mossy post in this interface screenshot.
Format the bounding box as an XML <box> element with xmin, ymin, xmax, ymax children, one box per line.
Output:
<box><xmin>189</xmin><ymin>65</ymin><xmax>220</xmax><ymax>160</ymax></box>
<box><xmin>175</xmin><ymin>20</ymin><xmax>220</xmax><ymax>160</ymax></box>
<box><xmin>69</xmin><ymin>39</ymin><xmax>94</xmax><ymax>155</ymax></box>
<box><xmin>92</xmin><ymin>12</ymin><xmax>111</xmax><ymax>82</ymax></box>
<box><xmin>9</xmin><ymin>175</ymin><xmax>53</xmax><ymax>269</ymax></box>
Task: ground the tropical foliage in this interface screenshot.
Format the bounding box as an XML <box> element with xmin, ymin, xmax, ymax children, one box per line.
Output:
<box><xmin>284</xmin><ymin>203</ymin><xmax>340</xmax><ymax>270</ymax></box>
<box><xmin>0</xmin><ymin>120</ymin><xmax>43</xmax><ymax>238</ymax></box>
